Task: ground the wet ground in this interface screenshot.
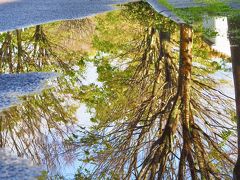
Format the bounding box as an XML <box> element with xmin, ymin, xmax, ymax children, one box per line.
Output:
<box><xmin>0</xmin><ymin>72</ymin><xmax>58</xmax><ymax>111</ymax></box>
<box><xmin>0</xmin><ymin>1</ymin><xmax>140</xmax><ymax>179</ymax></box>
<box><xmin>0</xmin><ymin>0</ymin><xmax>137</xmax><ymax>32</ymax></box>
<box><xmin>0</xmin><ymin>149</ymin><xmax>42</xmax><ymax>180</ymax></box>
<box><xmin>1</xmin><ymin>0</ymin><xmax>239</xmax><ymax>32</ymax></box>
<box><xmin>0</xmin><ymin>0</ymin><xmax>238</xmax><ymax>179</ymax></box>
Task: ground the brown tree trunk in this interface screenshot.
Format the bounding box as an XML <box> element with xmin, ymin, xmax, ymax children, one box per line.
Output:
<box><xmin>0</xmin><ymin>36</ymin><xmax>8</xmax><ymax>73</ymax></box>
<box><xmin>177</xmin><ymin>24</ymin><xmax>195</xmax><ymax>180</ymax></box>
<box><xmin>0</xmin><ymin>46</ymin><xmax>2</xmax><ymax>73</ymax></box>
<box><xmin>16</xmin><ymin>29</ymin><xmax>23</xmax><ymax>73</ymax></box>
<box><xmin>6</xmin><ymin>32</ymin><xmax>13</xmax><ymax>73</ymax></box>
<box><xmin>33</xmin><ymin>25</ymin><xmax>41</xmax><ymax>58</ymax></box>
<box><xmin>228</xmin><ymin>15</ymin><xmax>240</xmax><ymax>180</ymax></box>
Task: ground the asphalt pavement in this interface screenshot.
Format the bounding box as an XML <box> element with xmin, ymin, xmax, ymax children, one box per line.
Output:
<box><xmin>0</xmin><ymin>0</ymin><xmax>137</xmax><ymax>32</ymax></box>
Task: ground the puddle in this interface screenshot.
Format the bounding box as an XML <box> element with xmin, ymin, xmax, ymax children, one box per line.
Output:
<box><xmin>0</xmin><ymin>0</ymin><xmax>239</xmax><ymax>179</ymax></box>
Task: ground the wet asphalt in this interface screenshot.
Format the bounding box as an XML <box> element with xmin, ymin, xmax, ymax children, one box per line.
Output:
<box><xmin>0</xmin><ymin>0</ymin><xmax>239</xmax><ymax>32</ymax></box>
<box><xmin>0</xmin><ymin>0</ymin><xmax>137</xmax><ymax>32</ymax></box>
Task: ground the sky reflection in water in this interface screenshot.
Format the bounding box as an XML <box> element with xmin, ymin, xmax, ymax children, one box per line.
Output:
<box><xmin>0</xmin><ymin>0</ymin><xmax>238</xmax><ymax>179</ymax></box>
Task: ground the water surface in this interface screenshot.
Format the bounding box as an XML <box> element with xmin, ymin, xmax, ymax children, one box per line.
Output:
<box><xmin>0</xmin><ymin>0</ymin><xmax>238</xmax><ymax>179</ymax></box>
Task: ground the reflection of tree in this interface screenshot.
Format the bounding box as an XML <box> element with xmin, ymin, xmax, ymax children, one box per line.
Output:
<box><xmin>228</xmin><ymin>14</ymin><xmax>240</xmax><ymax>179</ymax></box>
<box><xmin>32</xmin><ymin>25</ymin><xmax>51</xmax><ymax>69</ymax></box>
<box><xmin>0</xmin><ymin>20</ymin><xmax>92</xmax><ymax>73</ymax></box>
<box><xmin>72</xmin><ymin>2</ymin><xmax>236</xmax><ymax>179</ymax></box>
<box><xmin>0</xmin><ymin>2</ymin><xmax>237</xmax><ymax>179</ymax></box>
<box><xmin>0</xmin><ymin>20</ymin><xmax>91</xmax><ymax>173</ymax></box>
<box><xmin>0</xmin><ymin>32</ymin><xmax>13</xmax><ymax>73</ymax></box>
<box><xmin>160</xmin><ymin>2</ymin><xmax>240</xmax><ymax>178</ymax></box>
<box><xmin>16</xmin><ymin>29</ymin><xmax>23</xmax><ymax>72</ymax></box>
<box><xmin>0</xmin><ymin>86</ymin><xmax>79</xmax><ymax>169</ymax></box>
<box><xmin>0</xmin><ymin>27</ymin><xmax>49</xmax><ymax>73</ymax></box>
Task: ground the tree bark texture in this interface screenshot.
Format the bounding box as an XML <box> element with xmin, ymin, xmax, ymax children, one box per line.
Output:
<box><xmin>228</xmin><ymin>15</ymin><xmax>240</xmax><ymax>180</ymax></box>
<box><xmin>177</xmin><ymin>24</ymin><xmax>194</xmax><ymax>180</ymax></box>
